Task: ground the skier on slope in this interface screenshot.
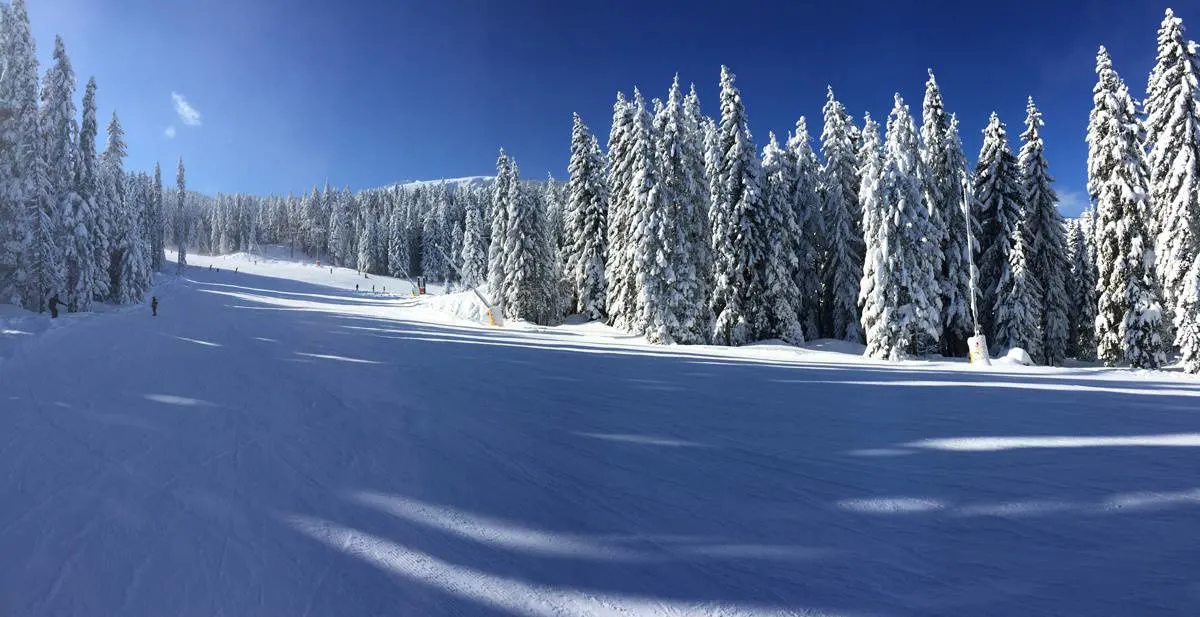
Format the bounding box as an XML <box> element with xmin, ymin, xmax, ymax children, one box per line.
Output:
<box><xmin>48</xmin><ymin>294</ymin><xmax>62</xmax><ymax>318</ymax></box>
<box><xmin>151</xmin><ymin>296</ymin><xmax>159</xmax><ymax>317</ymax></box>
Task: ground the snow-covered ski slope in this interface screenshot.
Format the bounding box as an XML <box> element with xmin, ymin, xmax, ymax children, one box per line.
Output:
<box><xmin>2</xmin><ymin>251</ymin><xmax>1199</xmax><ymax>617</ymax></box>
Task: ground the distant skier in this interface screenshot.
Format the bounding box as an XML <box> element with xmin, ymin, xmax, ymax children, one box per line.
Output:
<box><xmin>355</xmin><ymin>284</ymin><xmax>359</xmax><ymax>291</ymax></box>
<box><xmin>151</xmin><ymin>296</ymin><xmax>158</xmax><ymax>317</ymax></box>
<box><xmin>235</xmin><ymin>267</ymin><xmax>239</xmax><ymax>273</ymax></box>
<box><xmin>48</xmin><ymin>294</ymin><xmax>62</xmax><ymax>318</ymax></box>
<box><xmin>209</xmin><ymin>265</ymin><xmax>212</xmax><ymax>272</ymax></box>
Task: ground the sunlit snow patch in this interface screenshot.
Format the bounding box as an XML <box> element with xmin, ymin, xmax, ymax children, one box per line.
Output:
<box><xmin>144</xmin><ymin>394</ymin><xmax>213</xmax><ymax>407</ymax></box>
<box><xmin>837</xmin><ymin>497</ymin><xmax>946</xmax><ymax>514</ymax></box>
<box><xmin>295</xmin><ymin>352</ymin><xmax>382</xmax><ymax>365</ymax></box>
<box><xmin>906</xmin><ymin>433</ymin><xmax>1200</xmax><ymax>451</ymax></box>
<box><xmin>173</xmin><ymin>336</ymin><xmax>222</xmax><ymax>348</ymax></box>
<box><xmin>575</xmin><ymin>432</ymin><xmax>707</xmax><ymax>447</ymax></box>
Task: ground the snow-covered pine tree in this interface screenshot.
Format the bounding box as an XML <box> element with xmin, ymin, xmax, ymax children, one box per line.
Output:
<box><xmin>41</xmin><ymin>38</ymin><xmax>91</xmax><ymax>310</ymax></box>
<box><xmin>630</xmin><ymin>87</ymin><xmax>677</xmax><ymax>343</ymax></box>
<box><xmin>388</xmin><ymin>193</ymin><xmax>410</xmax><ymax>279</ymax></box>
<box><xmin>564</xmin><ymin>113</ymin><xmax>608</xmax><ymax>320</ymax></box>
<box><xmin>1064</xmin><ymin>217</ymin><xmax>1082</xmax><ymax>356</ymax></box>
<box><xmin>125</xmin><ymin>172</ymin><xmax>154</xmax><ymax>301</ymax></box>
<box><xmin>709</xmin><ymin>66</ymin><xmax>760</xmax><ymax>346</ymax></box>
<box><xmin>26</xmin><ymin>143</ymin><xmax>60</xmax><ymax>313</ymax></box>
<box><xmin>78</xmin><ymin>76</ymin><xmax>111</xmax><ymax>304</ymax></box>
<box><xmin>605</xmin><ymin>92</ymin><xmax>637</xmax><ymax>330</ymax></box>
<box><xmin>873</xmin><ymin>95</ymin><xmax>941</xmax><ymax>357</ymax></box>
<box><xmin>920</xmin><ymin>73</ymin><xmax>974</xmax><ymax>355</ymax></box>
<box><xmin>1076</xmin><ymin>208</ymin><xmax>1099</xmax><ymax>360</ymax></box>
<box><xmin>651</xmin><ymin>76</ymin><xmax>707</xmax><ymax>343</ymax></box>
<box><xmin>858</xmin><ymin>114</ymin><xmax>895</xmax><ymax>358</ymax></box>
<box><xmin>0</xmin><ymin>0</ymin><xmax>39</xmax><ymax>307</ymax></box>
<box><xmin>940</xmin><ymin>114</ymin><xmax>977</xmax><ymax>353</ymax></box>
<box><xmin>460</xmin><ymin>203</ymin><xmax>487</xmax><ymax>287</ymax></box>
<box><xmin>151</xmin><ymin>162</ymin><xmax>165</xmax><ymax>270</ymax></box>
<box><xmin>101</xmin><ymin>112</ymin><xmax>133</xmax><ymax>303</ymax></box>
<box><xmin>973</xmin><ymin>112</ymin><xmax>1025</xmax><ymax>349</ymax></box>
<box><xmin>421</xmin><ymin>196</ymin><xmax>448</xmax><ymax>282</ymax></box>
<box><xmin>991</xmin><ymin>222</ymin><xmax>1042</xmax><ymax>357</ymax></box>
<box><xmin>1019</xmin><ymin>97</ymin><xmax>1070</xmax><ymax>365</ymax></box>
<box><xmin>1144</xmin><ymin>8</ymin><xmax>1200</xmax><ymax>347</ymax></box>
<box><xmin>501</xmin><ymin>161</ymin><xmax>557</xmax><ymax>325</ymax></box>
<box><xmin>175</xmin><ymin>157</ymin><xmax>188</xmax><ymax>272</ymax></box>
<box><xmin>1089</xmin><ymin>46</ymin><xmax>1166</xmax><ymax>368</ymax></box>
<box><xmin>1178</xmin><ymin>256</ymin><xmax>1200</xmax><ymax>373</ymax></box>
<box><xmin>682</xmin><ymin>84</ymin><xmax>712</xmax><ymax>339</ymax></box>
<box><xmin>327</xmin><ymin>186</ymin><xmax>352</xmax><ymax>267</ymax></box>
<box><xmin>487</xmin><ymin>150</ymin><xmax>512</xmax><ymax>305</ymax></box>
<box><xmin>756</xmin><ymin>132</ymin><xmax>805</xmax><ymax>344</ymax></box>
<box><xmin>357</xmin><ymin>192</ymin><xmax>379</xmax><ymax>274</ymax></box>
<box><xmin>820</xmin><ymin>88</ymin><xmax>864</xmax><ymax>342</ymax></box>
<box><xmin>542</xmin><ymin>176</ymin><xmax>565</xmax><ymax>255</ymax></box>
<box><xmin>787</xmin><ymin>118</ymin><xmax>822</xmax><ymax>339</ymax></box>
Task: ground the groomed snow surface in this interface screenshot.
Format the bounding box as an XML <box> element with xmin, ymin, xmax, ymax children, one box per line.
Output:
<box><xmin>2</xmin><ymin>249</ymin><xmax>1199</xmax><ymax>617</ymax></box>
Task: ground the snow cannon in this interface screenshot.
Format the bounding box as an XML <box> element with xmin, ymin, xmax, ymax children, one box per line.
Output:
<box><xmin>967</xmin><ymin>335</ymin><xmax>991</xmax><ymax>366</ymax></box>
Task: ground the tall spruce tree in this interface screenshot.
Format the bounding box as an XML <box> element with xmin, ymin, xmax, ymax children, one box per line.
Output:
<box><xmin>1089</xmin><ymin>46</ymin><xmax>1166</xmax><ymax>368</ymax></box>
<box><xmin>974</xmin><ymin>113</ymin><xmax>1025</xmax><ymax>348</ymax></box>
<box><xmin>787</xmin><ymin>118</ymin><xmax>821</xmax><ymax>339</ymax></box>
<box><xmin>175</xmin><ymin>157</ymin><xmax>188</xmax><ymax>273</ymax></box>
<box><xmin>991</xmin><ymin>222</ymin><xmax>1042</xmax><ymax>357</ymax></box>
<box><xmin>0</xmin><ymin>0</ymin><xmax>39</xmax><ymax>307</ymax></box>
<box><xmin>605</xmin><ymin>92</ymin><xmax>637</xmax><ymax>330</ymax></box>
<box><xmin>819</xmin><ymin>88</ymin><xmax>864</xmax><ymax>342</ymax></box>
<box><xmin>41</xmin><ymin>38</ymin><xmax>92</xmax><ymax>310</ymax></box>
<box><xmin>757</xmin><ymin>132</ymin><xmax>805</xmax><ymax>344</ymax></box>
<box><xmin>487</xmin><ymin>150</ymin><xmax>513</xmax><ymax>304</ymax></box>
<box><xmin>682</xmin><ymin>83</ymin><xmax>712</xmax><ymax>339</ymax></box>
<box><xmin>649</xmin><ymin>77</ymin><xmax>707</xmax><ymax>343</ymax></box>
<box><xmin>881</xmin><ymin>95</ymin><xmax>941</xmax><ymax>356</ymax></box>
<box><xmin>1144</xmin><ymin>8</ymin><xmax>1200</xmax><ymax>346</ymax></box>
<box><xmin>564</xmin><ymin>114</ymin><xmax>608</xmax><ymax>320</ymax></box>
<box><xmin>1178</xmin><ymin>256</ymin><xmax>1200</xmax><ymax>373</ymax></box>
<box><xmin>460</xmin><ymin>204</ymin><xmax>487</xmax><ymax>288</ymax></box>
<box><xmin>501</xmin><ymin>162</ymin><xmax>557</xmax><ymax>325</ymax></box>
<box><xmin>920</xmin><ymin>72</ymin><xmax>974</xmax><ymax>355</ymax></box>
<box><xmin>858</xmin><ymin>114</ymin><xmax>896</xmax><ymax>358</ymax></box>
<box><xmin>709</xmin><ymin>66</ymin><xmax>761</xmax><ymax>346</ymax></box>
<box><xmin>102</xmin><ymin>112</ymin><xmax>133</xmax><ymax>303</ymax></box>
<box><xmin>388</xmin><ymin>194</ymin><xmax>410</xmax><ymax>279</ymax></box>
<box><xmin>1019</xmin><ymin>97</ymin><xmax>1070</xmax><ymax>365</ymax></box>
<box><xmin>630</xmin><ymin>88</ymin><xmax>677</xmax><ymax>342</ymax></box>
<box><xmin>150</xmin><ymin>162</ymin><xmax>164</xmax><ymax>270</ymax></box>
<box><xmin>79</xmin><ymin>77</ymin><xmax>110</xmax><ymax>304</ymax></box>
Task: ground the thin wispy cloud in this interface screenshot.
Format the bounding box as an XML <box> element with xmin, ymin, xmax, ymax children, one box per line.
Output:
<box><xmin>1058</xmin><ymin>189</ymin><xmax>1088</xmax><ymax>217</ymax></box>
<box><xmin>164</xmin><ymin>125</ymin><xmax>176</xmax><ymax>139</ymax></box>
<box><xmin>171</xmin><ymin>92</ymin><xmax>202</xmax><ymax>126</ymax></box>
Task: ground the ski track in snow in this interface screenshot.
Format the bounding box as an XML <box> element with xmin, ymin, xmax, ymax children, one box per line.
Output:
<box><xmin>1</xmin><ymin>252</ymin><xmax>1199</xmax><ymax>616</ymax></box>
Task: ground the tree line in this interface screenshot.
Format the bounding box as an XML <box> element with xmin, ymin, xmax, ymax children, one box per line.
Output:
<box><xmin>0</xmin><ymin>0</ymin><xmax>166</xmax><ymax>313</ymax></box>
<box><xmin>163</xmin><ymin>9</ymin><xmax>1200</xmax><ymax>374</ymax></box>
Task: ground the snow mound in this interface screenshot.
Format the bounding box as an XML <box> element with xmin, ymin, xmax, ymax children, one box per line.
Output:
<box><xmin>424</xmin><ymin>287</ymin><xmax>493</xmax><ymax>325</ymax></box>
<box><xmin>997</xmin><ymin>347</ymin><xmax>1034</xmax><ymax>366</ymax></box>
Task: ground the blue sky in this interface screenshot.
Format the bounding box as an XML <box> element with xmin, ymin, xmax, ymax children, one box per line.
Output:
<box><xmin>26</xmin><ymin>0</ymin><xmax>1200</xmax><ymax>215</ymax></box>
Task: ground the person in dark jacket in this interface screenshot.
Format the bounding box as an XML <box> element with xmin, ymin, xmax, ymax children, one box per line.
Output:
<box><xmin>151</xmin><ymin>296</ymin><xmax>158</xmax><ymax>317</ymax></box>
<box><xmin>48</xmin><ymin>294</ymin><xmax>62</xmax><ymax>318</ymax></box>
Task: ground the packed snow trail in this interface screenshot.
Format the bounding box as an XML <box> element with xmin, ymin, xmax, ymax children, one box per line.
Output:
<box><xmin>2</xmin><ymin>266</ymin><xmax>1200</xmax><ymax>617</ymax></box>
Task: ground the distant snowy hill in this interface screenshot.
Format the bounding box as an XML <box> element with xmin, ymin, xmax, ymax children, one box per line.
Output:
<box><xmin>383</xmin><ymin>174</ymin><xmax>552</xmax><ymax>192</ymax></box>
<box><xmin>388</xmin><ymin>176</ymin><xmax>495</xmax><ymax>190</ymax></box>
